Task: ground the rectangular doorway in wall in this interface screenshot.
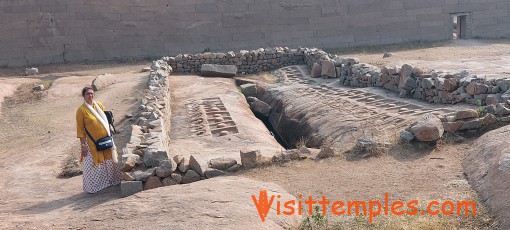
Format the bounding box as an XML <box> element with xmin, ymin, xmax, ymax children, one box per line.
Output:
<box><xmin>450</xmin><ymin>13</ymin><xmax>469</xmax><ymax>39</ymax></box>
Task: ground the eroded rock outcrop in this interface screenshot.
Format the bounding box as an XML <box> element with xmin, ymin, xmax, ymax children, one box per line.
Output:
<box><xmin>463</xmin><ymin>125</ymin><xmax>510</xmax><ymax>229</ymax></box>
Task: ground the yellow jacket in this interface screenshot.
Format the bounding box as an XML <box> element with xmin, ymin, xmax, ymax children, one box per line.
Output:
<box><xmin>76</xmin><ymin>101</ymin><xmax>113</xmax><ymax>165</ymax></box>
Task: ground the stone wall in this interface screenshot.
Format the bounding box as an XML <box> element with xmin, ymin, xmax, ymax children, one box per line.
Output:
<box><xmin>1</xmin><ymin>0</ymin><xmax>509</xmax><ymax>67</ymax></box>
<box><xmin>164</xmin><ymin>48</ymin><xmax>305</xmax><ymax>74</ymax></box>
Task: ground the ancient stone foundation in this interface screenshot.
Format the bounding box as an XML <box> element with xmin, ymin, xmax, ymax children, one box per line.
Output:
<box><xmin>169</xmin><ymin>47</ymin><xmax>510</xmax><ymax>107</ymax></box>
<box><xmin>120</xmin><ymin>46</ymin><xmax>510</xmax><ymax>196</ymax></box>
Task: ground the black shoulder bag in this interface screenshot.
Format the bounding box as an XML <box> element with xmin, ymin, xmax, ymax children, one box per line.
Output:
<box><xmin>84</xmin><ymin>127</ymin><xmax>113</xmax><ymax>151</ymax></box>
<box><xmin>104</xmin><ymin>111</ymin><xmax>116</xmax><ymax>134</ymax></box>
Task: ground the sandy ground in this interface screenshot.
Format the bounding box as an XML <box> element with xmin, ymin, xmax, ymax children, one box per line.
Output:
<box><xmin>343</xmin><ymin>39</ymin><xmax>510</xmax><ymax>79</ymax></box>
<box><xmin>0</xmin><ymin>39</ymin><xmax>507</xmax><ymax>229</ymax></box>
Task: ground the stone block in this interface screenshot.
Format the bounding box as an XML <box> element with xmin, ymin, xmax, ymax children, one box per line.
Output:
<box><xmin>240</xmin><ymin>83</ymin><xmax>257</xmax><ymax>97</ymax></box>
<box><xmin>455</xmin><ymin>109</ymin><xmax>478</xmax><ymax>121</ymax></box>
<box><xmin>240</xmin><ymin>149</ymin><xmax>261</xmax><ymax>169</ymax></box>
<box><xmin>209</xmin><ymin>157</ymin><xmax>237</xmax><ymax>171</ymax></box>
<box><xmin>204</xmin><ymin>168</ymin><xmax>225</xmax><ymax>179</ymax></box>
<box><xmin>189</xmin><ymin>155</ymin><xmax>208</xmax><ymax>177</ymax></box>
<box><xmin>410</xmin><ymin>113</ymin><xmax>444</xmax><ymax>141</ymax></box>
<box><xmin>311</xmin><ymin>63</ymin><xmax>321</xmax><ymax>78</ymax></box>
<box><xmin>121</xmin><ymin>181</ymin><xmax>143</xmax><ymax>197</ymax></box>
<box><xmin>143</xmin><ymin>149</ymin><xmax>169</xmax><ymax>167</ymax></box>
<box><xmin>144</xmin><ymin>176</ymin><xmax>162</xmax><ymax>190</ymax></box>
<box><xmin>181</xmin><ymin>170</ymin><xmax>201</xmax><ymax>184</ymax></box>
<box><xmin>156</xmin><ymin>159</ymin><xmax>177</xmax><ymax>178</ymax></box>
<box><xmin>200</xmin><ymin>64</ymin><xmax>237</xmax><ymax>77</ymax></box>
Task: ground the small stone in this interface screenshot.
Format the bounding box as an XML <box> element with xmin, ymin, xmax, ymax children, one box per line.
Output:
<box><xmin>311</xmin><ymin>63</ymin><xmax>322</xmax><ymax>78</ymax></box>
<box><xmin>120</xmin><ymin>172</ymin><xmax>134</xmax><ymax>181</ymax></box>
<box><xmin>132</xmin><ymin>168</ymin><xmax>155</xmax><ymax>181</ymax></box>
<box><xmin>321</xmin><ymin>59</ymin><xmax>336</xmax><ymax>78</ymax></box>
<box><xmin>173</xmin><ymin>155</ymin><xmax>184</xmax><ymax>165</ymax></box>
<box><xmin>149</xmin><ymin>120</ymin><xmax>161</xmax><ymax>129</ymax></box>
<box><xmin>410</xmin><ymin>113</ymin><xmax>444</xmax><ymax>141</ymax></box>
<box><xmin>382</xmin><ymin>52</ymin><xmax>393</xmax><ymax>58</ymax></box>
<box><xmin>24</xmin><ymin>67</ymin><xmax>39</xmax><ymax>76</ymax></box>
<box><xmin>459</xmin><ymin>118</ymin><xmax>483</xmax><ymax>130</ymax></box>
<box><xmin>171</xmin><ymin>173</ymin><xmax>183</xmax><ymax>184</ymax></box>
<box><xmin>442</xmin><ymin>122</ymin><xmax>464</xmax><ymax>132</ymax></box>
<box><xmin>155</xmin><ymin>159</ymin><xmax>177</xmax><ymax>178</ymax></box>
<box><xmin>209</xmin><ymin>157</ymin><xmax>237</xmax><ymax>170</ymax></box>
<box><xmin>482</xmin><ymin>113</ymin><xmax>498</xmax><ymax>125</ymax></box>
<box><xmin>400</xmin><ymin>130</ymin><xmax>415</xmax><ymax>141</ymax></box>
<box><xmin>125</xmin><ymin>113</ymin><xmax>133</xmax><ymax>118</ymax></box>
<box><xmin>240</xmin><ymin>84</ymin><xmax>257</xmax><ymax>96</ymax></box>
<box><xmin>181</xmin><ymin>170</ymin><xmax>201</xmax><ymax>184</ymax></box>
<box><xmin>162</xmin><ymin>177</ymin><xmax>177</xmax><ymax>186</ymax></box>
<box><xmin>316</xmin><ymin>146</ymin><xmax>335</xmax><ymax>159</ymax></box>
<box><xmin>142</xmin><ymin>67</ymin><xmax>152</xmax><ymax>72</ymax></box>
<box><xmin>189</xmin><ymin>155</ymin><xmax>208</xmax><ymax>177</ymax></box>
<box><xmin>150</xmin><ymin>61</ymin><xmax>161</xmax><ymax>70</ymax></box>
<box><xmin>143</xmin><ymin>149</ymin><xmax>169</xmax><ymax>167</ymax></box>
<box><xmin>121</xmin><ymin>154</ymin><xmax>140</xmax><ymax>172</ymax></box>
<box><xmin>455</xmin><ymin>109</ymin><xmax>479</xmax><ymax>121</ymax></box>
<box><xmin>485</xmin><ymin>94</ymin><xmax>499</xmax><ymax>105</ymax></box>
<box><xmin>32</xmin><ymin>84</ymin><xmax>44</xmax><ymax>91</ymax></box>
<box><xmin>240</xmin><ymin>149</ymin><xmax>261</xmax><ymax>169</ymax></box>
<box><xmin>249</xmin><ymin>98</ymin><xmax>271</xmax><ymax>117</ymax></box>
<box><xmin>227</xmin><ymin>164</ymin><xmax>242</xmax><ymax>172</ymax></box>
<box><xmin>144</xmin><ymin>176</ymin><xmax>162</xmax><ymax>190</ymax></box>
<box><xmin>204</xmin><ymin>168</ymin><xmax>225</xmax><ymax>179</ymax></box>
<box><xmin>178</xmin><ymin>158</ymin><xmax>190</xmax><ymax>172</ymax></box>
<box><xmin>299</xmin><ymin>147</ymin><xmax>311</xmax><ymax>154</ymax></box>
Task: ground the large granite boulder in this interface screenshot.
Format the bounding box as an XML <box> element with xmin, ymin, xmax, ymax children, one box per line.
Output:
<box><xmin>71</xmin><ymin>177</ymin><xmax>300</xmax><ymax>229</ymax></box>
<box><xmin>463</xmin><ymin>125</ymin><xmax>510</xmax><ymax>229</ymax></box>
<box><xmin>410</xmin><ymin>113</ymin><xmax>444</xmax><ymax>141</ymax></box>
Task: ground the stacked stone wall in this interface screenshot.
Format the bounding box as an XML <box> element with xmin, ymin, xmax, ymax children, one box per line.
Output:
<box><xmin>1</xmin><ymin>0</ymin><xmax>509</xmax><ymax>67</ymax></box>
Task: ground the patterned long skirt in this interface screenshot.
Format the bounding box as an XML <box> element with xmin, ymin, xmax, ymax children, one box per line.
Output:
<box><xmin>82</xmin><ymin>142</ymin><xmax>121</xmax><ymax>193</ymax></box>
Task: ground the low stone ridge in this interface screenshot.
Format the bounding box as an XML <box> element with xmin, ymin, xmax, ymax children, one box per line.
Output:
<box><xmin>200</xmin><ymin>64</ymin><xmax>237</xmax><ymax>77</ymax></box>
<box><xmin>91</xmin><ymin>74</ymin><xmax>116</xmax><ymax>91</ymax></box>
<box><xmin>166</xmin><ymin>47</ymin><xmax>305</xmax><ymax>74</ymax></box>
<box><xmin>120</xmin><ymin>59</ymin><xmax>173</xmax><ymax>196</ymax></box>
<box><xmin>435</xmin><ymin>109</ymin><xmax>507</xmax><ymax>134</ymax></box>
<box><xmin>169</xmin><ymin>47</ymin><xmax>510</xmax><ymax>107</ymax></box>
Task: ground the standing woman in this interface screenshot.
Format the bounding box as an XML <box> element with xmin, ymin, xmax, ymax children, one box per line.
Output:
<box><xmin>76</xmin><ymin>86</ymin><xmax>120</xmax><ymax>193</ymax></box>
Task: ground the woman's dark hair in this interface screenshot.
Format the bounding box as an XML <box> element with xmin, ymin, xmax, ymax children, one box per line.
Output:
<box><xmin>81</xmin><ymin>86</ymin><xmax>94</xmax><ymax>97</ymax></box>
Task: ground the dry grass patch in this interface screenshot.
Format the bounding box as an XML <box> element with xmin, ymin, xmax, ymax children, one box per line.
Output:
<box><xmin>57</xmin><ymin>142</ymin><xmax>82</xmax><ymax>178</ymax></box>
<box><xmin>243</xmin><ymin>71</ymin><xmax>279</xmax><ymax>84</ymax></box>
<box><xmin>3</xmin><ymin>79</ymin><xmax>54</xmax><ymax>106</ymax></box>
<box><xmin>293</xmin><ymin>201</ymin><xmax>496</xmax><ymax>230</ymax></box>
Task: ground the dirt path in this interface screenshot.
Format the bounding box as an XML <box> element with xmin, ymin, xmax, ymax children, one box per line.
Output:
<box><xmin>0</xmin><ymin>66</ymin><xmax>149</xmax><ymax>228</ymax></box>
